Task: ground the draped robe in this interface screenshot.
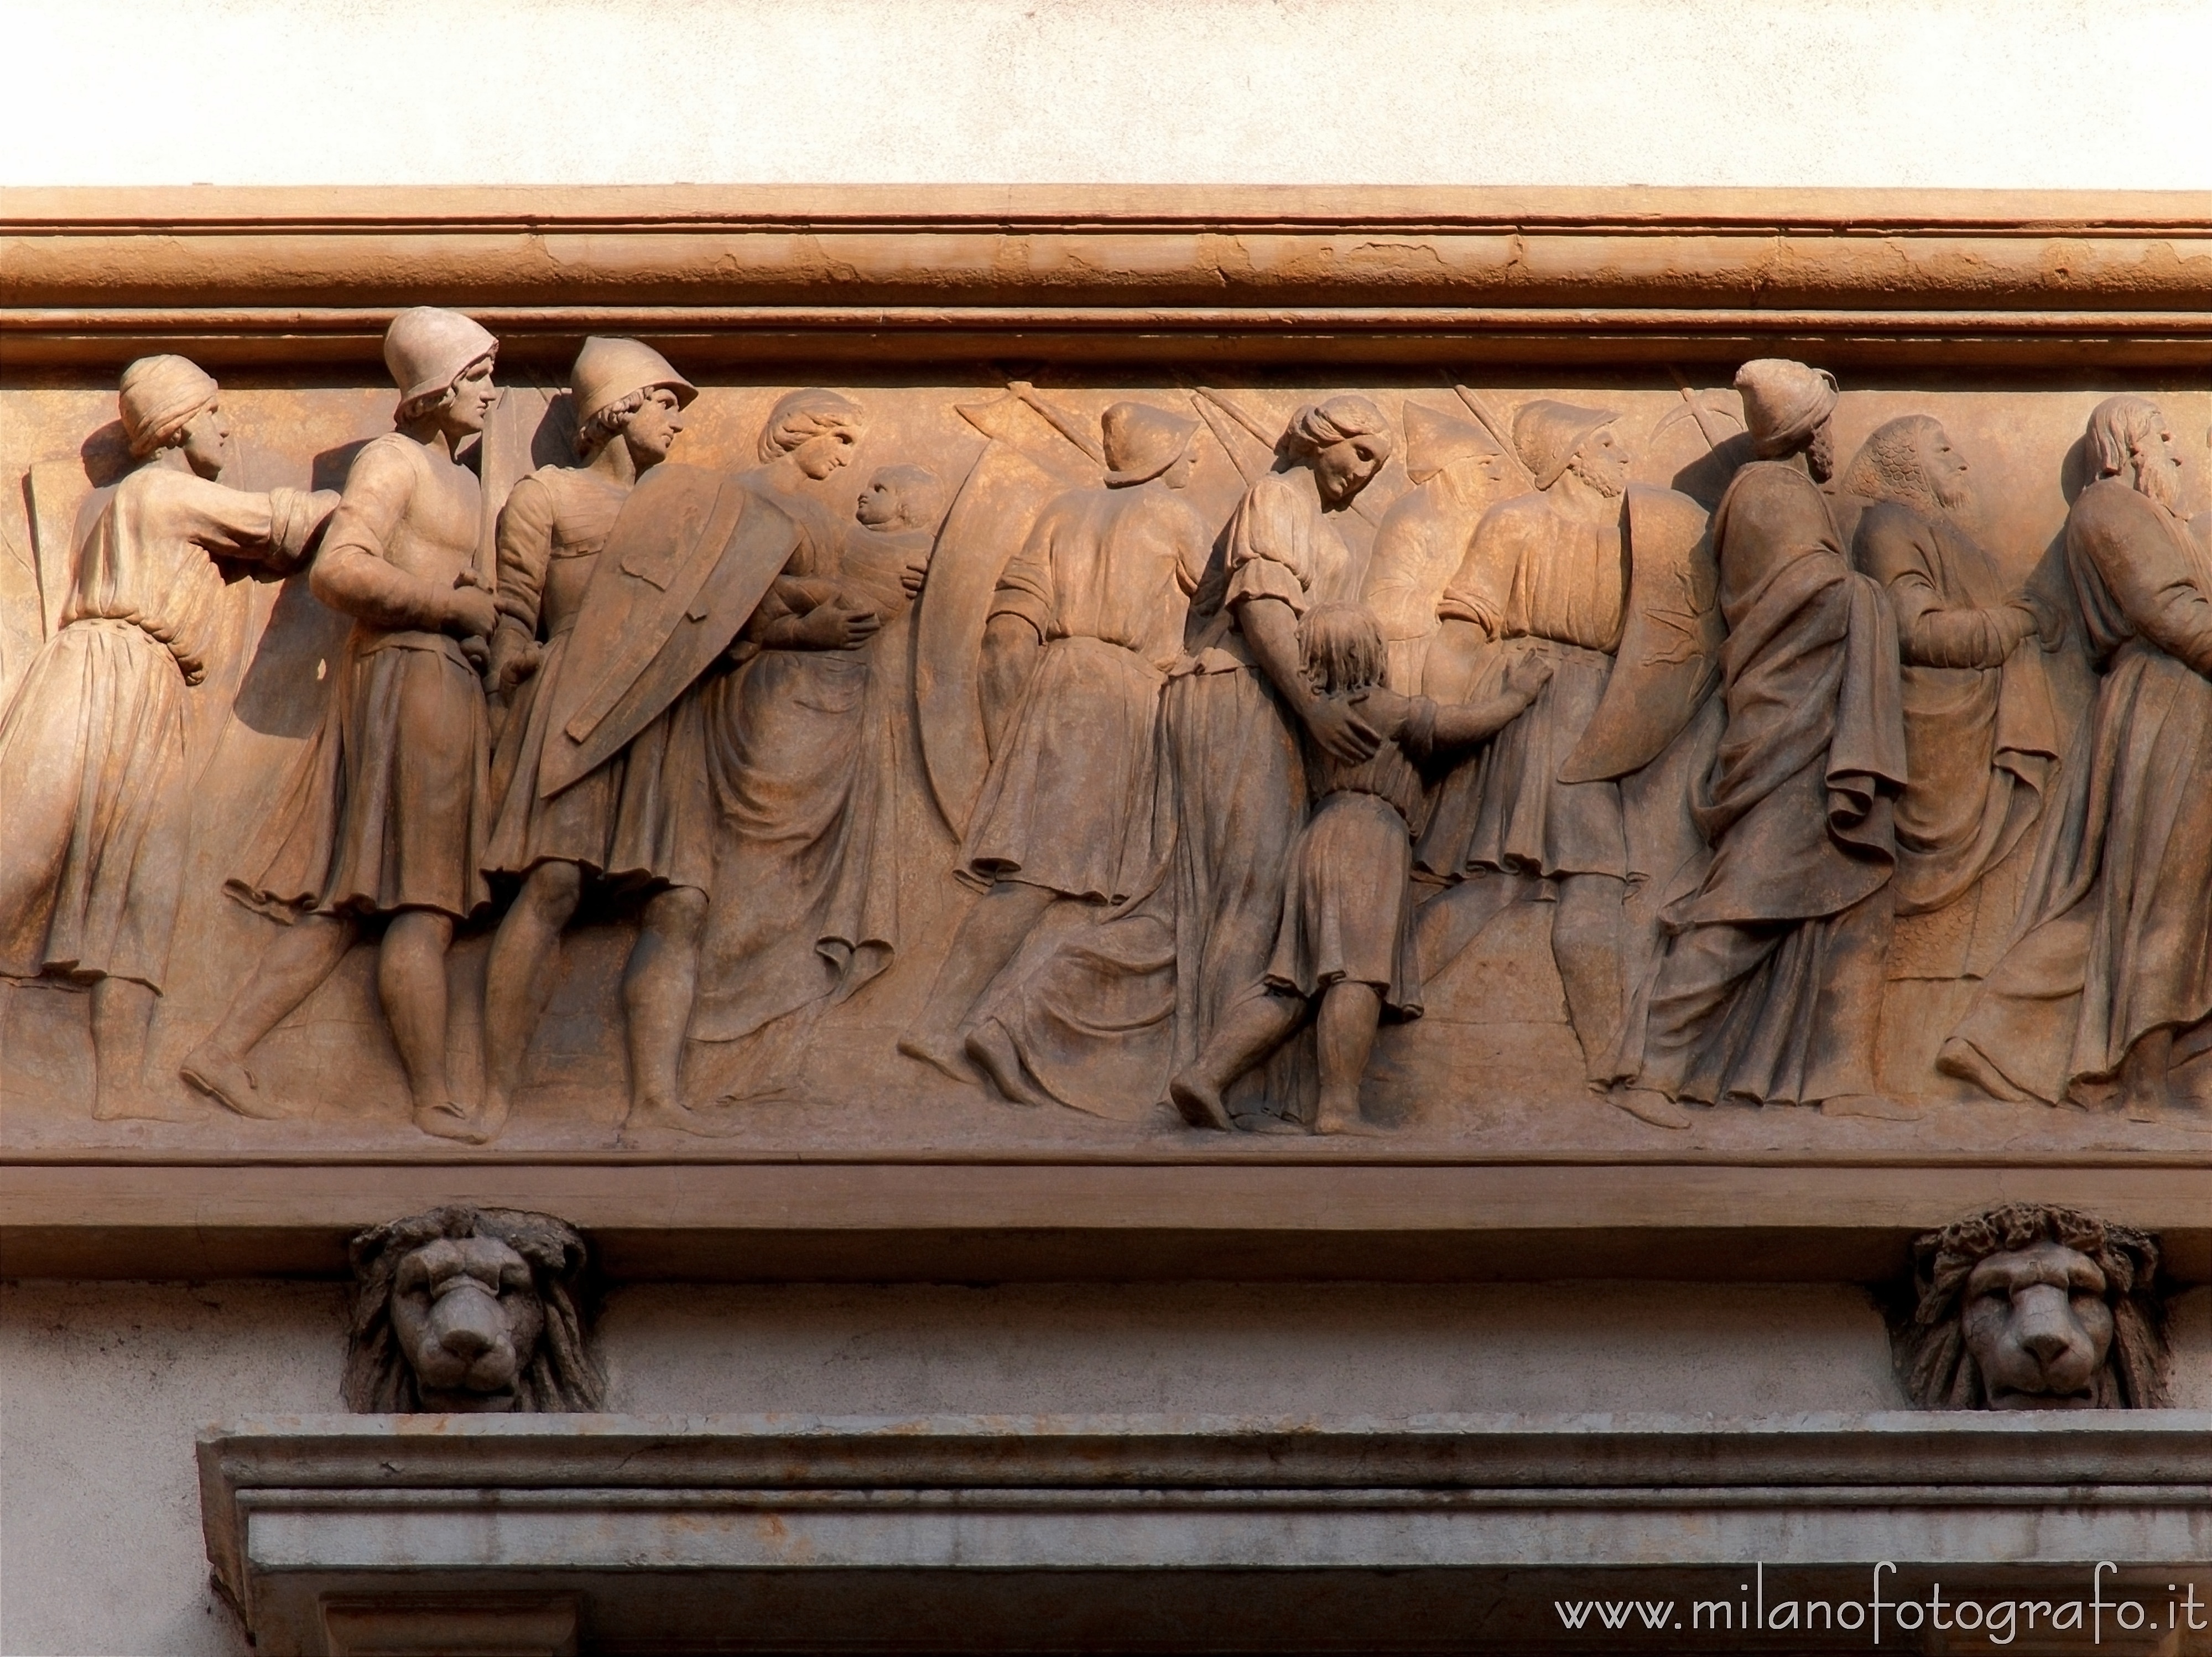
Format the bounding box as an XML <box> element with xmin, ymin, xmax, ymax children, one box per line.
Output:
<box><xmin>1616</xmin><ymin>461</ymin><xmax>1907</xmax><ymax>1105</ymax></box>
<box><xmin>1942</xmin><ymin>479</ymin><xmax>2212</xmax><ymax>1103</ymax></box>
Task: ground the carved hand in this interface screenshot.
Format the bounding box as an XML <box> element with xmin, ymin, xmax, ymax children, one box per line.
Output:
<box><xmin>443</xmin><ymin>569</ymin><xmax>499</xmax><ymax>640</ymax></box>
<box><xmin>793</xmin><ymin>599</ymin><xmax>884</xmax><ymax>650</ymax></box>
<box><xmin>2013</xmin><ymin>590</ymin><xmax>2066</xmax><ymax>652</ymax></box>
<box><xmin>1502</xmin><ymin>651</ymin><xmax>1556</xmax><ymax>702</ymax></box>
<box><xmin>1303</xmin><ymin>692</ymin><xmax>1382</xmax><ymax>763</ymax></box>
<box><xmin>488</xmin><ymin>625</ymin><xmax>543</xmax><ymax>692</ymax></box>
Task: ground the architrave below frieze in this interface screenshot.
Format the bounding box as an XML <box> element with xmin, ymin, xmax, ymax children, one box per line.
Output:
<box><xmin>3</xmin><ymin>192</ymin><xmax>2211</xmax><ymax>1281</ymax></box>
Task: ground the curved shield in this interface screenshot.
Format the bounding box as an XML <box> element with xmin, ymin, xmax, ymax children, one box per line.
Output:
<box><xmin>1557</xmin><ymin>482</ymin><xmax>1721</xmax><ymax>785</ymax></box>
<box><xmin>536</xmin><ymin>463</ymin><xmax>800</xmax><ymax>798</ymax></box>
<box><xmin>914</xmin><ymin>405</ymin><xmax>1097</xmax><ymax>835</ymax></box>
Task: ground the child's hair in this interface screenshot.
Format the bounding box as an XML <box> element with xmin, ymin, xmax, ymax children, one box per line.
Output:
<box><xmin>1299</xmin><ymin>602</ymin><xmax>1387</xmax><ymax>695</ymax></box>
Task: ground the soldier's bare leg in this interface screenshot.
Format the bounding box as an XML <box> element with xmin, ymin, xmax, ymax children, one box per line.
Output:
<box><xmin>381</xmin><ymin>908</ymin><xmax>464</xmax><ymax>1139</ymax></box>
<box><xmin>1169</xmin><ymin>990</ymin><xmax>1304</xmax><ymax>1131</ymax></box>
<box><xmin>1414</xmin><ymin>869</ymin><xmax>1532</xmax><ymax>984</ymax></box>
<box><xmin>899</xmin><ymin>882</ymin><xmax>1057</xmax><ymax>1081</ymax></box>
<box><xmin>1313</xmin><ymin>980</ymin><xmax>1385</xmax><ymax>1136</ymax></box>
<box><xmin>480</xmin><ymin>859</ymin><xmax>585</xmax><ymax>1137</ymax></box>
<box><xmin>1552</xmin><ymin>872</ymin><xmax>1625</xmax><ymax>1085</ymax></box>
<box><xmin>181</xmin><ymin>912</ymin><xmax>360</xmax><ymax>1119</ymax></box>
<box><xmin>89</xmin><ymin>977</ymin><xmax>170</xmax><ymax>1120</ymax></box>
<box><xmin>620</xmin><ymin>884</ymin><xmax>710</xmax><ymax>1136</ymax></box>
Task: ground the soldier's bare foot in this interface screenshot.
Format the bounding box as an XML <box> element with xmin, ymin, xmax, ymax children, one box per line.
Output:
<box><xmin>179</xmin><ymin>1047</ymin><xmax>287</xmax><ymax>1120</ymax></box>
<box><xmin>897</xmin><ymin>1029</ymin><xmax>979</xmax><ymax>1084</ymax></box>
<box><xmin>413</xmin><ymin>1097</ymin><xmax>495</xmax><ymax>1145</ymax></box>
<box><xmin>1312</xmin><ymin>1100</ymin><xmax>1385</xmax><ymax>1137</ymax></box>
<box><xmin>1612</xmin><ymin>1085</ymin><xmax>1693</xmax><ymax>1130</ymax></box>
<box><xmin>966</xmin><ymin>1024</ymin><xmax>1048</xmax><ymax>1108</ymax></box>
<box><xmin>1934</xmin><ymin>1038</ymin><xmax>2032</xmax><ymax>1103</ymax></box>
<box><xmin>1168</xmin><ymin>1069</ymin><xmax>1233</xmax><ymax>1131</ymax></box>
<box><xmin>618</xmin><ymin>1094</ymin><xmax>745</xmax><ymax>1144</ymax></box>
<box><xmin>1821</xmin><ymin>1092</ymin><xmax>1922</xmax><ymax>1122</ymax></box>
<box><xmin>92</xmin><ymin>1081</ymin><xmax>196</xmax><ymax>1122</ymax></box>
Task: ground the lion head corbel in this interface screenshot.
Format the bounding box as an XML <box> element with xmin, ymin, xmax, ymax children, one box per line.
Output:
<box><xmin>1895</xmin><ymin>1203</ymin><xmax>2169</xmax><ymax>1410</ymax></box>
<box><xmin>344</xmin><ymin>1206</ymin><xmax>604</xmax><ymax>1412</ymax></box>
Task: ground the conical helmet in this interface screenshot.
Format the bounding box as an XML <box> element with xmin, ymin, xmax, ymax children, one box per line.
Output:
<box><xmin>571</xmin><ymin>336</ymin><xmax>697</xmax><ymax>425</ymax></box>
<box><xmin>383</xmin><ymin>307</ymin><xmax>498</xmax><ymax>404</ymax></box>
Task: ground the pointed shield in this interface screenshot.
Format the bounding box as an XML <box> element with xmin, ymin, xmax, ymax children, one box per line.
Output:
<box><xmin>535</xmin><ymin>462</ymin><xmax>801</xmax><ymax>798</ymax></box>
<box><xmin>913</xmin><ymin>394</ymin><xmax>1100</xmax><ymax>835</ymax></box>
<box><xmin>1556</xmin><ymin>483</ymin><xmax>1722</xmax><ymax>785</ymax></box>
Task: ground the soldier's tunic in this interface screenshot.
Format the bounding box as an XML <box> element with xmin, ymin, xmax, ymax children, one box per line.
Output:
<box><xmin>958</xmin><ymin>479</ymin><xmax>1208</xmax><ymax>902</ymax></box>
<box><xmin>233</xmin><ymin>433</ymin><xmax>492</xmax><ymax>921</ymax></box>
<box><xmin>481</xmin><ymin>466</ymin><xmax>714</xmax><ymax>894</ymax></box>
<box><xmin>0</xmin><ymin>464</ymin><xmax>323</xmax><ymax>988</ymax></box>
<box><xmin>963</xmin><ymin>469</ymin><xmax>1360</xmax><ymax>1121</ymax></box>
<box><xmin>1265</xmin><ymin>715</ymin><xmax>1433</xmax><ymax>1017</ymax></box>
<box><xmin>1418</xmin><ymin>489</ymin><xmax>1629</xmax><ymax>883</ymax></box>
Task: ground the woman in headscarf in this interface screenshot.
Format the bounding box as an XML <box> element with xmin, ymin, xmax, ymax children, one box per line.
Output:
<box><xmin>684</xmin><ymin>391</ymin><xmax>923</xmax><ymax>1102</ymax></box>
<box><xmin>0</xmin><ymin>356</ymin><xmax>335</xmax><ymax>1119</ymax></box>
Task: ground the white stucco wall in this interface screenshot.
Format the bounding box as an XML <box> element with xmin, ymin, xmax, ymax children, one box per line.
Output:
<box><xmin>5</xmin><ymin>1279</ymin><xmax>2208</xmax><ymax>1656</ymax></box>
<box><xmin>9</xmin><ymin>0</ymin><xmax>2212</xmax><ymax>191</ymax></box>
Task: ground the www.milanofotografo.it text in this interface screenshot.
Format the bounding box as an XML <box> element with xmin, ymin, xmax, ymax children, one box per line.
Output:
<box><xmin>1553</xmin><ymin>1563</ymin><xmax>2210</xmax><ymax>1645</ymax></box>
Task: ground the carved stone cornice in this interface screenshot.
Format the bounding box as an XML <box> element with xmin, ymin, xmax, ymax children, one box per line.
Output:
<box><xmin>6</xmin><ymin>186</ymin><xmax>2210</xmax><ymax>368</ymax></box>
<box><xmin>199</xmin><ymin>1411</ymin><xmax>2212</xmax><ymax>1655</ymax></box>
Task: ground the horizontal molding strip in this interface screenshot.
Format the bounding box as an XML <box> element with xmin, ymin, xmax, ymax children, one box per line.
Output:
<box><xmin>7</xmin><ymin>1161</ymin><xmax>2206</xmax><ymax>1283</ymax></box>
<box><xmin>6</xmin><ymin>186</ymin><xmax>2209</xmax><ymax>370</ymax></box>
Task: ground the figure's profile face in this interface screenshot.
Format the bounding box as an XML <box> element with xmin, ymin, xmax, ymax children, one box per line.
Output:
<box><xmin>1916</xmin><ymin>424</ymin><xmax>1974</xmax><ymax>514</ymax></box>
<box><xmin>795</xmin><ymin>426</ymin><xmax>861</xmax><ymax>481</ymax></box>
<box><xmin>439</xmin><ymin>356</ymin><xmax>499</xmax><ymax>438</ymax></box>
<box><xmin>1312</xmin><ymin>434</ymin><xmax>1385</xmax><ymax>506</ymax></box>
<box><xmin>387</xmin><ymin>1234</ymin><xmax>545</xmax><ymax>1409</ymax></box>
<box><xmin>1163</xmin><ymin>445</ymin><xmax>1200</xmax><ymax>490</ymax></box>
<box><xmin>1567</xmin><ymin>424</ymin><xmax>1630</xmax><ymax>498</ymax></box>
<box><xmin>1960</xmin><ymin>1242</ymin><xmax>2115</xmax><ymax>1409</ymax></box>
<box><xmin>623</xmin><ymin>387</ymin><xmax>686</xmax><ymax>465</ymax></box>
<box><xmin>176</xmin><ymin>399</ymin><xmax>230</xmax><ymax>479</ymax></box>
<box><xmin>2132</xmin><ymin>422</ymin><xmax>2183</xmax><ymax>508</ymax></box>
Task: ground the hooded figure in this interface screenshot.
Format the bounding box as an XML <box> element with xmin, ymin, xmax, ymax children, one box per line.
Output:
<box><xmin>0</xmin><ymin>357</ymin><xmax>334</xmax><ymax>1119</ymax></box>
<box><xmin>1611</xmin><ymin>360</ymin><xmax>1909</xmax><ymax>1121</ymax></box>
<box><xmin>897</xmin><ymin>402</ymin><xmax>1211</xmax><ymax>1081</ymax></box>
<box><xmin>1940</xmin><ymin>396</ymin><xmax>2212</xmax><ymax>1122</ymax></box>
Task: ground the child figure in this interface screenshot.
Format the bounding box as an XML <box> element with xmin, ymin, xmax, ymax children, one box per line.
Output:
<box><xmin>1170</xmin><ymin>603</ymin><xmax>1553</xmax><ymax>1135</ymax></box>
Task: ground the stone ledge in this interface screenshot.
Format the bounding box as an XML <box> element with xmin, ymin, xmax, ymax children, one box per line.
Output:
<box><xmin>8</xmin><ymin>1160</ymin><xmax>2208</xmax><ymax>1282</ymax></box>
<box><xmin>200</xmin><ymin>1412</ymin><xmax>2212</xmax><ymax>1655</ymax></box>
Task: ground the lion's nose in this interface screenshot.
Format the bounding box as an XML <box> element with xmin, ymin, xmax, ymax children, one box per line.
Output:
<box><xmin>440</xmin><ymin>1323</ymin><xmax>493</xmax><ymax>1360</ymax></box>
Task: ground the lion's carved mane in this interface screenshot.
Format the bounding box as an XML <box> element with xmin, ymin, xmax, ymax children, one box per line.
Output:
<box><xmin>344</xmin><ymin>1205</ymin><xmax>604</xmax><ymax>1412</ymax></box>
<box><xmin>1896</xmin><ymin>1203</ymin><xmax>2168</xmax><ymax>1410</ymax></box>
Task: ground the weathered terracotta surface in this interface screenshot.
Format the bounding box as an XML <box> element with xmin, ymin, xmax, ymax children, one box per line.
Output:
<box><xmin>6</xmin><ymin>354</ymin><xmax>2211</xmax><ymax>1173</ymax></box>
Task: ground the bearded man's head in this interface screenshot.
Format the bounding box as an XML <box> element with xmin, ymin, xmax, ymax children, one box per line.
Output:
<box><xmin>1842</xmin><ymin>415</ymin><xmax>1976</xmax><ymax>519</ymax></box>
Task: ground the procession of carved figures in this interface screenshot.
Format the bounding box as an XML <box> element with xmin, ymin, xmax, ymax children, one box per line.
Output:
<box><xmin>3</xmin><ymin>310</ymin><xmax>2210</xmax><ymax>1144</ymax></box>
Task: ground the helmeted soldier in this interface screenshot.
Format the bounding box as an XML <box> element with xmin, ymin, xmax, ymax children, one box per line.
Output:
<box><xmin>185</xmin><ymin>308</ymin><xmax>503</xmax><ymax>1139</ymax></box>
<box><xmin>476</xmin><ymin>336</ymin><xmax>710</xmax><ymax>1141</ymax></box>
